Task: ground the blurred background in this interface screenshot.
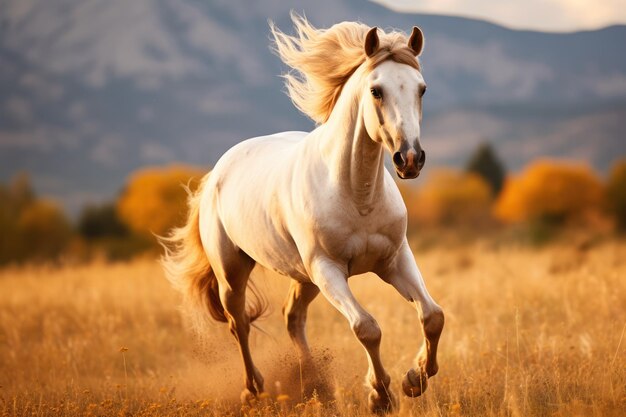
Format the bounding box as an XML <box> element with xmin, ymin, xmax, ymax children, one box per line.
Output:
<box><xmin>1</xmin><ymin>0</ymin><xmax>625</xmax><ymax>264</ymax></box>
<box><xmin>1</xmin><ymin>3</ymin><xmax>626</xmax><ymax>416</ymax></box>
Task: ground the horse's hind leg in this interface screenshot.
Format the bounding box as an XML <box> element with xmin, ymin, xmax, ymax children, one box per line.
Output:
<box><xmin>283</xmin><ymin>280</ymin><xmax>320</xmax><ymax>360</ymax></box>
<box><xmin>210</xmin><ymin>240</ymin><xmax>264</xmax><ymax>402</ymax></box>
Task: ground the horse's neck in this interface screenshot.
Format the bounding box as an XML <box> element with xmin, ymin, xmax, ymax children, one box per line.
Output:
<box><xmin>318</xmin><ymin>82</ymin><xmax>386</xmax><ymax>215</ymax></box>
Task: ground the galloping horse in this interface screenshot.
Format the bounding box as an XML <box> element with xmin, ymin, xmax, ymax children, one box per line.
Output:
<box><xmin>161</xmin><ymin>14</ymin><xmax>444</xmax><ymax>413</ymax></box>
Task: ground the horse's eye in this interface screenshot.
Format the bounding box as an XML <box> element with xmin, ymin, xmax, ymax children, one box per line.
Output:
<box><xmin>370</xmin><ymin>87</ymin><xmax>383</xmax><ymax>100</ymax></box>
<box><xmin>419</xmin><ymin>85</ymin><xmax>427</xmax><ymax>97</ymax></box>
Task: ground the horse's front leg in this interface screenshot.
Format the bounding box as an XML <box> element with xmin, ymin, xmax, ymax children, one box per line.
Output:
<box><xmin>382</xmin><ymin>240</ymin><xmax>444</xmax><ymax>398</ymax></box>
<box><xmin>310</xmin><ymin>259</ymin><xmax>396</xmax><ymax>414</ymax></box>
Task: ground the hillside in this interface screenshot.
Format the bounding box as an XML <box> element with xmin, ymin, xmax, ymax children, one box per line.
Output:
<box><xmin>1</xmin><ymin>0</ymin><xmax>625</xmax><ymax>212</ymax></box>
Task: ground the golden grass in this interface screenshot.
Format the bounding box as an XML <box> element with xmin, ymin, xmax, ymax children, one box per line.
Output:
<box><xmin>1</xmin><ymin>241</ymin><xmax>625</xmax><ymax>416</ymax></box>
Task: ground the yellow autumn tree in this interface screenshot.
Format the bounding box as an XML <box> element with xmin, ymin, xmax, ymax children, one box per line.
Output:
<box><xmin>117</xmin><ymin>165</ymin><xmax>207</xmax><ymax>236</ymax></box>
<box><xmin>606</xmin><ymin>158</ymin><xmax>626</xmax><ymax>231</ymax></box>
<box><xmin>15</xmin><ymin>200</ymin><xmax>73</xmax><ymax>260</ymax></box>
<box><xmin>1</xmin><ymin>174</ymin><xmax>73</xmax><ymax>264</ymax></box>
<box><xmin>494</xmin><ymin>160</ymin><xmax>604</xmax><ymax>224</ymax></box>
<box><xmin>407</xmin><ymin>169</ymin><xmax>493</xmax><ymax>227</ymax></box>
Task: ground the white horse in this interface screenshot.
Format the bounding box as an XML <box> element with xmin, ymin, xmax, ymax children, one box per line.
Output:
<box><xmin>161</xmin><ymin>15</ymin><xmax>444</xmax><ymax>413</ymax></box>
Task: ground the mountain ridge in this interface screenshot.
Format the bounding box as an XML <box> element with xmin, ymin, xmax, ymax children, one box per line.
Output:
<box><xmin>1</xmin><ymin>0</ymin><xmax>625</xmax><ymax>213</ymax></box>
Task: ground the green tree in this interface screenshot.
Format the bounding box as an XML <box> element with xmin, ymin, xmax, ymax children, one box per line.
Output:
<box><xmin>0</xmin><ymin>174</ymin><xmax>37</xmax><ymax>264</ymax></box>
<box><xmin>0</xmin><ymin>174</ymin><xmax>73</xmax><ymax>264</ymax></box>
<box><xmin>16</xmin><ymin>200</ymin><xmax>73</xmax><ymax>261</ymax></box>
<box><xmin>465</xmin><ymin>142</ymin><xmax>506</xmax><ymax>196</ymax></box>
<box><xmin>606</xmin><ymin>159</ymin><xmax>626</xmax><ymax>231</ymax></box>
<box><xmin>78</xmin><ymin>204</ymin><xmax>128</xmax><ymax>239</ymax></box>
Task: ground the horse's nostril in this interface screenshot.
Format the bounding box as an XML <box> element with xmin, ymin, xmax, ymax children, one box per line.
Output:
<box><xmin>418</xmin><ymin>150</ymin><xmax>426</xmax><ymax>167</ymax></box>
<box><xmin>393</xmin><ymin>151</ymin><xmax>405</xmax><ymax>168</ymax></box>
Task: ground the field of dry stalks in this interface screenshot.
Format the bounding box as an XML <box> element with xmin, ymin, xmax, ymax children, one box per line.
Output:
<box><xmin>1</xmin><ymin>239</ymin><xmax>625</xmax><ymax>416</ymax></box>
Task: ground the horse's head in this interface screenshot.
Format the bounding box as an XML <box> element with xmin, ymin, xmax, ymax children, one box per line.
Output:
<box><xmin>361</xmin><ymin>27</ymin><xmax>426</xmax><ymax>179</ymax></box>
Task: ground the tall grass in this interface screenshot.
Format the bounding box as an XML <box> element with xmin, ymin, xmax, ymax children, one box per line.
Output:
<box><xmin>1</xmin><ymin>241</ymin><xmax>625</xmax><ymax>416</ymax></box>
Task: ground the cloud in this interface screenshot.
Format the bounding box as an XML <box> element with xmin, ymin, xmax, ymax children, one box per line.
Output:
<box><xmin>169</xmin><ymin>1</ymin><xmax>270</xmax><ymax>85</ymax></box>
<box><xmin>373</xmin><ymin>0</ymin><xmax>626</xmax><ymax>31</ymax></box>
<box><xmin>140</xmin><ymin>142</ymin><xmax>176</xmax><ymax>163</ymax></box>
<box><xmin>18</xmin><ymin>73</ymin><xmax>65</xmax><ymax>101</ymax></box>
<box><xmin>90</xmin><ymin>134</ymin><xmax>125</xmax><ymax>167</ymax></box>
<box><xmin>587</xmin><ymin>74</ymin><xmax>626</xmax><ymax>98</ymax></box>
<box><xmin>424</xmin><ymin>110</ymin><xmax>508</xmax><ymax>161</ymax></box>
<box><xmin>4</xmin><ymin>96</ymin><xmax>33</xmax><ymax>124</ymax></box>
<box><xmin>3</xmin><ymin>0</ymin><xmax>205</xmax><ymax>87</ymax></box>
<box><xmin>425</xmin><ymin>37</ymin><xmax>553</xmax><ymax>102</ymax></box>
<box><xmin>499</xmin><ymin>109</ymin><xmax>626</xmax><ymax>170</ymax></box>
<box><xmin>0</xmin><ymin>127</ymin><xmax>80</xmax><ymax>151</ymax></box>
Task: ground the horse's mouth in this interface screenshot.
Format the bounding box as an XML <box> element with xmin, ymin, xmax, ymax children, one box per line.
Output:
<box><xmin>395</xmin><ymin>168</ymin><xmax>420</xmax><ymax>179</ymax></box>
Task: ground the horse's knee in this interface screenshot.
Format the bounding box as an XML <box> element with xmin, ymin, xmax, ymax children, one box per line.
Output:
<box><xmin>352</xmin><ymin>314</ymin><xmax>381</xmax><ymax>348</ymax></box>
<box><xmin>222</xmin><ymin>290</ymin><xmax>251</xmax><ymax>334</ymax></box>
<box><xmin>285</xmin><ymin>310</ymin><xmax>303</xmax><ymax>335</ymax></box>
<box><xmin>423</xmin><ymin>306</ymin><xmax>444</xmax><ymax>340</ymax></box>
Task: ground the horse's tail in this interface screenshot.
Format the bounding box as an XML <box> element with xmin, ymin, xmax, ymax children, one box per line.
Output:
<box><xmin>159</xmin><ymin>174</ymin><xmax>268</xmax><ymax>326</ymax></box>
<box><xmin>159</xmin><ymin>173</ymin><xmax>268</xmax><ymax>326</ymax></box>
<box><xmin>158</xmin><ymin>173</ymin><xmax>229</xmax><ymax>325</ymax></box>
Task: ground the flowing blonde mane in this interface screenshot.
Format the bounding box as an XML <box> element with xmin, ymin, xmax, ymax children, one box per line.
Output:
<box><xmin>270</xmin><ymin>14</ymin><xmax>421</xmax><ymax>124</ymax></box>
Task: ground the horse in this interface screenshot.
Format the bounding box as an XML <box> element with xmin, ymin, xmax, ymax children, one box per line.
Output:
<box><xmin>160</xmin><ymin>14</ymin><xmax>444</xmax><ymax>414</ymax></box>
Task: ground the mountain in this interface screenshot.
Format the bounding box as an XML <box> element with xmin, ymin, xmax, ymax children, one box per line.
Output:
<box><xmin>1</xmin><ymin>0</ymin><xmax>625</xmax><ymax>213</ymax></box>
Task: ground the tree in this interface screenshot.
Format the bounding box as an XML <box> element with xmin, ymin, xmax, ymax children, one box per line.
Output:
<box><xmin>0</xmin><ymin>173</ymin><xmax>71</xmax><ymax>264</ymax></box>
<box><xmin>494</xmin><ymin>160</ymin><xmax>604</xmax><ymax>225</ymax></box>
<box><xmin>465</xmin><ymin>142</ymin><xmax>506</xmax><ymax>196</ymax></box>
<box><xmin>78</xmin><ymin>204</ymin><xmax>128</xmax><ymax>239</ymax></box>
<box><xmin>16</xmin><ymin>200</ymin><xmax>72</xmax><ymax>261</ymax></box>
<box><xmin>606</xmin><ymin>159</ymin><xmax>626</xmax><ymax>231</ymax></box>
<box><xmin>1</xmin><ymin>174</ymin><xmax>72</xmax><ymax>264</ymax></box>
<box><xmin>407</xmin><ymin>169</ymin><xmax>493</xmax><ymax>227</ymax></box>
<box><xmin>117</xmin><ymin>165</ymin><xmax>206</xmax><ymax>236</ymax></box>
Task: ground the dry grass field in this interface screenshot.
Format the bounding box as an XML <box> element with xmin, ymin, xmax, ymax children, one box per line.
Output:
<box><xmin>1</xmin><ymin>239</ymin><xmax>625</xmax><ymax>416</ymax></box>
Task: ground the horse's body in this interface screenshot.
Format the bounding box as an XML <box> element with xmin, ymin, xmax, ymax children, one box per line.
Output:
<box><xmin>162</xmin><ymin>15</ymin><xmax>444</xmax><ymax>413</ymax></box>
<box><xmin>205</xmin><ymin>128</ymin><xmax>405</xmax><ymax>281</ymax></box>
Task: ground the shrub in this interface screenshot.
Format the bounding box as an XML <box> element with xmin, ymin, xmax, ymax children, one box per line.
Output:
<box><xmin>606</xmin><ymin>159</ymin><xmax>626</xmax><ymax>231</ymax></box>
<box><xmin>15</xmin><ymin>200</ymin><xmax>73</xmax><ymax>261</ymax></box>
<box><xmin>78</xmin><ymin>204</ymin><xmax>128</xmax><ymax>239</ymax></box>
<box><xmin>494</xmin><ymin>160</ymin><xmax>604</xmax><ymax>225</ymax></box>
<box><xmin>117</xmin><ymin>165</ymin><xmax>206</xmax><ymax>237</ymax></box>
<box><xmin>407</xmin><ymin>169</ymin><xmax>493</xmax><ymax>227</ymax></box>
<box><xmin>465</xmin><ymin>142</ymin><xmax>506</xmax><ymax>196</ymax></box>
<box><xmin>0</xmin><ymin>174</ymin><xmax>73</xmax><ymax>264</ymax></box>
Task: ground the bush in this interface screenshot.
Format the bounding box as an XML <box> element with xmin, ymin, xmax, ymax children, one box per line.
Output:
<box><xmin>494</xmin><ymin>160</ymin><xmax>604</xmax><ymax>225</ymax></box>
<box><xmin>406</xmin><ymin>169</ymin><xmax>493</xmax><ymax>227</ymax></box>
<box><xmin>117</xmin><ymin>165</ymin><xmax>206</xmax><ymax>237</ymax></box>
<box><xmin>15</xmin><ymin>200</ymin><xmax>73</xmax><ymax>261</ymax></box>
<box><xmin>465</xmin><ymin>142</ymin><xmax>506</xmax><ymax>196</ymax></box>
<box><xmin>78</xmin><ymin>204</ymin><xmax>128</xmax><ymax>239</ymax></box>
<box><xmin>0</xmin><ymin>174</ymin><xmax>73</xmax><ymax>264</ymax></box>
<box><xmin>606</xmin><ymin>159</ymin><xmax>626</xmax><ymax>231</ymax></box>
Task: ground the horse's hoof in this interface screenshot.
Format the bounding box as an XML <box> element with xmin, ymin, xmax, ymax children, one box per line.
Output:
<box><xmin>368</xmin><ymin>389</ymin><xmax>396</xmax><ymax>414</ymax></box>
<box><xmin>240</xmin><ymin>388</ymin><xmax>257</xmax><ymax>405</ymax></box>
<box><xmin>402</xmin><ymin>368</ymin><xmax>428</xmax><ymax>397</ymax></box>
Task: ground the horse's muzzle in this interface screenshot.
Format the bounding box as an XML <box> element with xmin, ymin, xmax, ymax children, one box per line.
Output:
<box><xmin>393</xmin><ymin>148</ymin><xmax>425</xmax><ymax>179</ymax></box>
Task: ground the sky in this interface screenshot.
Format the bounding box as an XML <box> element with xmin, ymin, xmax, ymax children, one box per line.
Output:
<box><xmin>373</xmin><ymin>0</ymin><xmax>626</xmax><ymax>31</ymax></box>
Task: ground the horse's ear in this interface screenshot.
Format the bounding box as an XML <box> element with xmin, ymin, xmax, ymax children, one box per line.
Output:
<box><xmin>364</xmin><ymin>27</ymin><xmax>379</xmax><ymax>57</ymax></box>
<box><xmin>408</xmin><ymin>26</ymin><xmax>424</xmax><ymax>56</ymax></box>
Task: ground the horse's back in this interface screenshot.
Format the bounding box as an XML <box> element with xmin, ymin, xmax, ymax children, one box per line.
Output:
<box><xmin>199</xmin><ymin>130</ymin><xmax>312</xmax><ymax>280</ymax></box>
<box><xmin>210</xmin><ymin>129</ymin><xmax>304</xmax><ymax>178</ymax></box>
<box><xmin>208</xmin><ymin>130</ymin><xmax>308</xmax><ymax>203</ymax></box>
<box><xmin>224</xmin><ymin>131</ymin><xmax>307</xmax><ymax>159</ymax></box>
